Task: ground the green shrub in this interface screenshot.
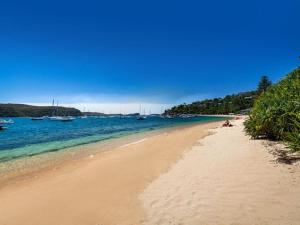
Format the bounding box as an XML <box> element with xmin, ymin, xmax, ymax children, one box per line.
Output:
<box><xmin>245</xmin><ymin>67</ymin><xmax>300</xmax><ymax>151</ymax></box>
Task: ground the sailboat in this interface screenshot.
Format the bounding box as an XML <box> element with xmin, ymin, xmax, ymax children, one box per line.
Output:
<box><xmin>0</xmin><ymin>119</ymin><xmax>13</xmax><ymax>130</ymax></box>
<box><xmin>137</xmin><ymin>105</ymin><xmax>146</xmax><ymax>120</ymax></box>
<box><xmin>50</xmin><ymin>116</ymin><xmax>75</xmax><ymax>122</ymax></box>
<box><xmin>0</xmin><ymin>119</ymin><xmax>14</xmax><ymax>124</ymax></box>
<box><xmin>0</xmin><ymin>125</ymin><xmax>7</xmax><ymax>131</ymax></box>
<box><xmin>31</xmin><ymin>117</ymin><xmax>44</xmax><ymax>121</ymax></box>
<box><xmin>49</xmin><ymin>100</ymin><xmax>60</xmax><ymax>120</ymax></box>
<box><xmin>60</xmin><ymin>116</ymin><xmax>75</xmax><ymax>122</ymax></box>
<box><xmin>49</xmin><ymin>100</ymin><xmax>75</xmax><ymax>122</ymax></box>
<box><xmin>80</xmin><ymin>107</ymin><xmax>88</xmax><ymax>119</ymax></box>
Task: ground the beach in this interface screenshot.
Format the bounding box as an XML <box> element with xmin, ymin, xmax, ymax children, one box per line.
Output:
<box><xmin>141</xmin><ymin>119</ymin><xmax>300</xmax><ymax>225</ymax></box>
<box><xmin>0</xmin><ymin>119</ymin><xmax>300</xmax><ymax>225</ymax></box>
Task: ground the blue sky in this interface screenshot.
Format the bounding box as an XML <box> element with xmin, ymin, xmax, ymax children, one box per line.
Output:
<box><xmin>0</xmin><ymin>0</ymin><xmax>299</xmax><ymax>113</ymax></box>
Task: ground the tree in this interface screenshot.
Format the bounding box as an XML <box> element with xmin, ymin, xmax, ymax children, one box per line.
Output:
<box><xmin>245</xmin><ymin>67</ymin><xmax>300</xmax><ymax>151</ymax></box>
<box><xmin>257</xmin><ymin>75</ymin><xmax>272</xmax><ymax>94</ymax></box>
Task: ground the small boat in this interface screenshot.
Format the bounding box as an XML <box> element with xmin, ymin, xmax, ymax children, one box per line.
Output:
<box><xmin>60</xmin><ymin>117</ymin><xmax>75</xmax><ymax>122</ymax></box>
<box><xmin>137</xmin><ymin>104</ymin><xmax>146</xmax><ymax>120</ymax></box>
<box><xmin>0</xmin><ymin>119</ymin><xmax>14</xmax><ymax>124</ymax></box>
<box><xmin>0</xmin><ymin>125</ymin><xmax>7</xmax><ymax>131</ymax></box>
<box><xmin>31</xmin><ymin>117</ymin><xmax>44</xmax><ymax>121</ymax></box>
<box><xmin>49</xmin><ymin>116</ymin><xmax>64</xmax><ymax>121</ymax></box>
<box><xmin>165</xmin><ymin>115</ymin><xmax>175</xmax><ymax>119</ymax></box>
<box><xmin>49</xmin><ymin>116</ymin><xmax>75</xmax><ymax>122</ymax></box>
<box><xmin>80</xmin><ymin>115</ymin><xmax>88</xmax><ymax>119</ymax></box>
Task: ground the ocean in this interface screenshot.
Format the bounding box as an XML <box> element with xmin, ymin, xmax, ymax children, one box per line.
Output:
<box><xmin>0</xmin><ymin>116</ymin><xmax>226</xmax><ymax>163</ymax></box>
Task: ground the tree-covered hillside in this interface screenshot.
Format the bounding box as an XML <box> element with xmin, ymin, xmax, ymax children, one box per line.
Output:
<box><xmin>164</xmin><ymin>76</ymin><xmax>273</xmax><ymax>116</ymax></box>
<box><xmin>165</xmin><ymin>91</ymin><xmax>257</xmax><ymax>115</ymax></box>
<box><xmin>0</xmin><ymin>104</ymin><xmax>82</xmax><ymax>117</ymax></box>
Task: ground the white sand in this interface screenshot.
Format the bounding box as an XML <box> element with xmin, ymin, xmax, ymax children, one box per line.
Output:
<box><xmin>140</xmin><ymin>119</ymin><xmax>300</xmax><ymax>225</ymax></box>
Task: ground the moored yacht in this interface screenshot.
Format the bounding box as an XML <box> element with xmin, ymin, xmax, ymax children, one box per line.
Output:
<box><xmin>60</xmin><ymin>116</ymin><xmax>75</xmax><ymax>122</ymax></box>
<box><xmin>0</xmin><ymin>125</ymin><xmax>7</xmax><ymax>130</ymax></box>
<box><xmin>49</xmin><ymin>100</ymin><xmax>75</xmax><ymax>122</ymax></box>
<box><xmin>31</xmin><ymin>117</ymin><xmax>44</xmax><ymax>120</ymax></box>
<box><xmin>136</xmin><ymin>104</ymin><xmax>147</xmax><ymax>120</ymax></box>
<box><xmin>0</xmin><ymin>119</ymin><xmax>14</xmax><ymax>124</ymax></box>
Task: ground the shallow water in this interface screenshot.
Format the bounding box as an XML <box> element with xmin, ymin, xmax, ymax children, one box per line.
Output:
<box><xmin>0</xmin><ymin>116</ymin><xmax>226</xmax><ymax>163</ymax></box>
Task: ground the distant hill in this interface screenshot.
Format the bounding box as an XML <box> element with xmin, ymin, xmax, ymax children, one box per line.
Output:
<box><xmin>0</xmin><ymin>104</ymin><xmax>82</xmax><ymax>117</ymax></box>
<box><xmin>164</xmin><ymin>75</ymin><xmax>274</xmax><ymax>116</ymax></box>
<box><xmin>165</xmin><ymin>91</ymin><xmax>257</xmax><ymax>115</ymax></box>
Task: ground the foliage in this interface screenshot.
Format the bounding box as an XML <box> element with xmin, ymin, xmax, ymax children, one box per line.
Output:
<box><xmin>165</xmin><ymin>91</ymin><xmax>257</xmax><ymax>115</ymax></box>
<box><xmin>0</xmin><ymin>104</ymin><xmax>82</xmax><ymax>117</ymax></box>
<box><xmin>245</xmin><ymin>67</ymin><xmax>300</xmax><ymax>151</ymax></box>
<box><xmin>257</xmin><ymin>75</ymin><xmax>272</xmax><ymax>94</ymax></box>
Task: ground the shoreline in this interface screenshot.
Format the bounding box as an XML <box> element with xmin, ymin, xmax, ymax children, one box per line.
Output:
<box><xmin>0</xmin><ymin>120</ymin><xmax>222</xmax><ymax>225</ymax></box>
<box><xmin>0</xmin><ymin>116</ymin><xmax>229</xmax><ymax>163</ymax></box>
<box><xmin>0</xmin><ymin>118</ymin><xmax>299</xmax><ymax>224</ymax></box>
<box><xmin>140</xmin><ymin>119</ymin><xmax>300</xmax><ymax>225</ymax></box>
<box><xmin>0</xmin><ymin>119</ymin><xmax>223</xmax><ymax>190</ymax></box>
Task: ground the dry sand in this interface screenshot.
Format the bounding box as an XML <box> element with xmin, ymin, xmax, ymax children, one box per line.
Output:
<box><xmin>0</xmin><ymin>122</ymin><xmax>220</xmax><ymax>225</ymax></box>
<box><xmin>140</xmin><ymin>119</ymin><xmax>300</xmax><ymax>225</ymax></box>
<box><xmin>0</xmin><ymin>119</ymin><xmax>299</xmax><ymax>225</ymax></box>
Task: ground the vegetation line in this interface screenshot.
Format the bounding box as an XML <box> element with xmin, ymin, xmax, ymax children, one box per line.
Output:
<box><xmin>165</xmin><ymin>76</ymin><xmax>272</xmax><ymax>116</ymax></box>
<box><xmin>245</xmin><ymin>67</ymin><xmax>300</xmax><ymax>152</ymax></box>
<box><xmin>166</xmin><ymin>66</ymin><xmax>299</xmax><ymax>152</ymax></box>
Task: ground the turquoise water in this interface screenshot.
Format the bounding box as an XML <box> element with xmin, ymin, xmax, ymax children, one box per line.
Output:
<box><xmin>0</xmin><ymin>116</ymin><xmax>226</xmax><ymax>163</ymax></box>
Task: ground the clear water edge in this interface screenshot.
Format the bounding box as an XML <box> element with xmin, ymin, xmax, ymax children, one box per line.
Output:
<box><xmin>0</xmin><ymin>116</ymin><xmax>228</xmax><ymax>182</ymax></box>
<box><xmin>0</xmin><ymin>127</ymin><xmax>168</xmax><ymax>184</ymax></box>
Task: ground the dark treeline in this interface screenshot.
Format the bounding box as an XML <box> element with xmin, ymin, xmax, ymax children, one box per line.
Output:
<box><xmin>0</xmin><ymin>104</ymin><xmax>82</xmax><ymax>117</ymax></box>
<box><xmin>165</xmin><ymin>91</ymin><xmax>257</xmax><ymax>115</ymax></box>
<box><xmin>165</xmin><ymin>76</ymin><xmax>272</xmax><ymax>116</ymax></box>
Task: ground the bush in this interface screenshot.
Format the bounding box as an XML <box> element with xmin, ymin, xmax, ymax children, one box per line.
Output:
<box><xmin>245</xmin><ymin>67</ymin><xmax>300</xmax><ymax>151</ymax></box>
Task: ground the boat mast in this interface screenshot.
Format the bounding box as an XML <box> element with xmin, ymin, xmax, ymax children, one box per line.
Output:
<box><xmin>52</xmin><ymin>99</ymin><xmax>55</xmax><ymax>116</ymax></box>
<box><xmin>139</xmin><ymin>104</ymin><xmax>142</xmax><ymax>116</ymax></box>
<box><xmin>56</xmin><ymin>101</ymin><xmax>59</xmax><ymax>116</ymax></box>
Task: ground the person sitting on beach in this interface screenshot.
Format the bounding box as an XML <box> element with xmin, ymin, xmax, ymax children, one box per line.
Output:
<box><xmin>223</xmin><ymin>120</ymin><xmax>233</xmax><ymax>127</ymax></box>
